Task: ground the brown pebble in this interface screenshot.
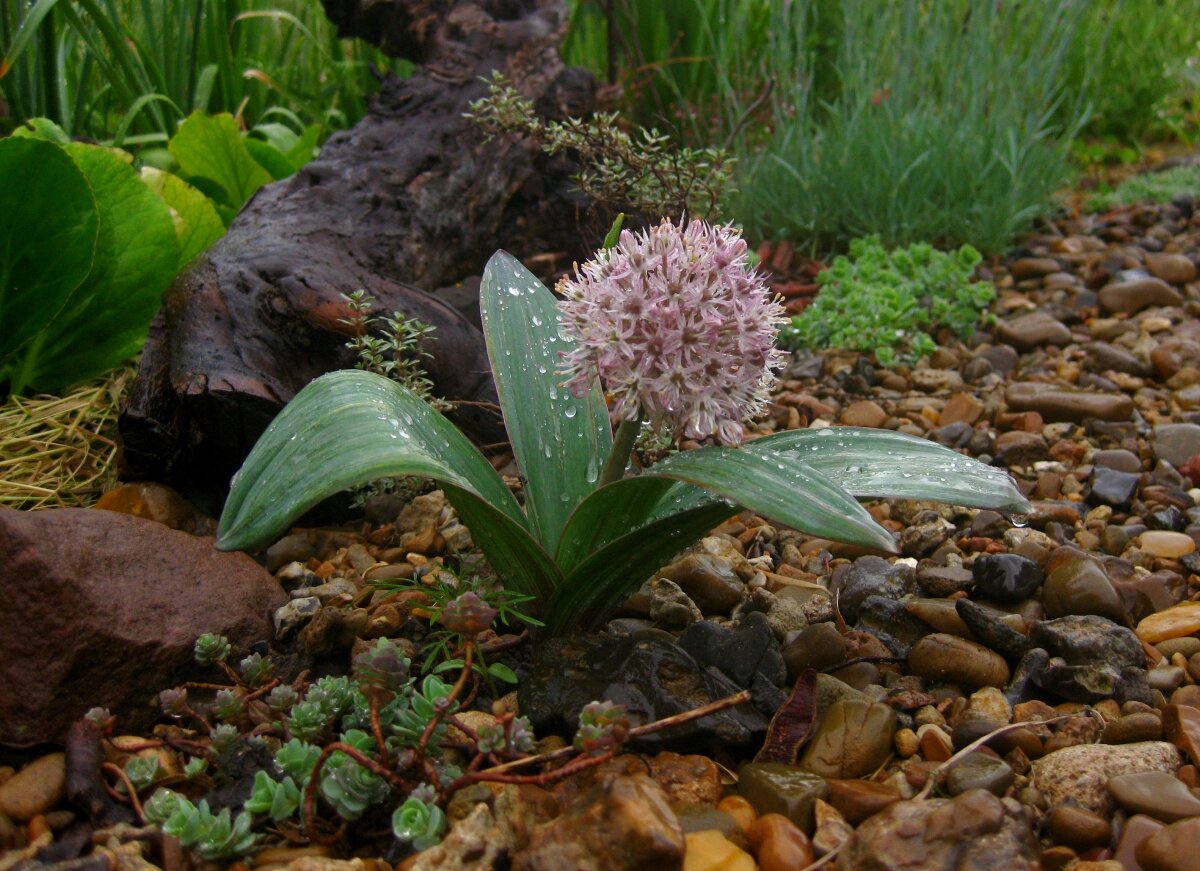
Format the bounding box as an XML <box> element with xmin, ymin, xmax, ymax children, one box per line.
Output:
<box><xmin>1041</xmin><ymin>845</ymin><xmax>1080</xmax><ymax>871</ymax></box>
<box><xmin>716</xmin><ymin>795</ymin><xmax>757</xmax><ymax>833</ymax></box>
<box><xmin>0</xmin><ymin>754</ymin><xmax>65</xmax><ymax>822</ymax></box>
<box><xmin>746</xmin><ymin>813</ymin><xmax>815</xmax><ymax>871</ymax></box>
<box><xmin>1136</xmin><ymin>817</ymin><xmax>1200</xmax><ymax>871</ymax></box>
<box><xmin>1048</xmin><ymin>804</ymin><xmax>1112</xmax><ymax>851</ymax></box>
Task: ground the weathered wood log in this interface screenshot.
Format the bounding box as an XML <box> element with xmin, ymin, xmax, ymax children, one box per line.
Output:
<box><xmin>119</xmin><ymin>0</ymin><xmax>594</xmax><ymax>510</ymax></box>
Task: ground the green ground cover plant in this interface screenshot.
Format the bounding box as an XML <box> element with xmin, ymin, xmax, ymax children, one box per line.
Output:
<box><xmin>0</xmin><ymin>0</ymin><xmax>408</xmax><ymax>144</ymax></box>
<box><xmin>780</xmin><ymin>236</ymin><xmax>995</xmax><ymax>368</ymax></box>
<box><xmin>1087</xmin><ymin>164</ymin><xmax>1200</xmax><ymax>212</ymax></box>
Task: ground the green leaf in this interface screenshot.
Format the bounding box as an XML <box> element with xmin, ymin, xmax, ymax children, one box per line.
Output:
<box><xmin>547</xmin><ymin>496</ymin><xmax>738</xmax><ymax>634</ymax></box>
<box><xmin>6</xmin><ymin>141</ymin><xmax>177</xmax><ymax>394</ymax></box>
<box><xmin>168</xmin><ymin>111</ymin><xmax>273</xmax><ymax>211</ymax></box>
<box><xmin>244</xmin><ymin>137</ymin><xmax>296</xmax><ymax>181</ymax></box>
<box><xmin>487</xmin><ymin>663</ymin><xmax>519</xmax><ymax>683</ymax></box>
<box><xmin>480</xmin><ymin>251</ymin><xmax>611</xmax><ymax>552</ymax></box>
<box><xmin>139</xmin><ymin>167</ymin><xmax>225</xmax><ymax>270</ymax></box>
<box><xmin>644</xmin><ymin>447</ymin><xmax>899</xmax><ymax>553</ymax></box>
<box><xmin>216</xmin><ymin>371</ymin><xmax>561</xmax><ymax>604</ymax></box>
<box><xmin>284</xmin><ymin>124</ymin><xmax>322</xmax><ymax>170</ymax></box>
<box><xmin>749</xmin><ymin>426</ymin><xmax>1031</xmax><ymax>513</ymax></box>
<box><xmin>555</xmin><ymin>475</ymin><xmax>711</xmax><ymax>574</ymax></box>
<box><xmin>0</xmin><ymin>137</ymin><xmax>98</xmax><ymax>381</ymax></box>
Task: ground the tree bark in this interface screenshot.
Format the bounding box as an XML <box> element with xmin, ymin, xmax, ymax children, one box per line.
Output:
<box><xmin>119</xmin><ymin>0</ymin><xmax>594</xmax><ymax>511</ymax></box>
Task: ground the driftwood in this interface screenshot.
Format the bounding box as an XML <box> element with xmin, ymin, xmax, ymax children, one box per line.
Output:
<box><xmin>119</xmin><ymin>0</ymin><xmax>595</xmax><ymax>509</ymax></box>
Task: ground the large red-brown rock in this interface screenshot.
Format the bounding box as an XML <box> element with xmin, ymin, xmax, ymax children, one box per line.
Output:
<box><xmin>0</xmin><ymin>507</ymin><xmax>285</xmax><ymax>746</ymax></box>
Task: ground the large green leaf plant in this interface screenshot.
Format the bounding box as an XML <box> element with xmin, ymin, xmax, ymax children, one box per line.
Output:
<box><xmin>218</xmin><ymin>245</ymin><xmax>1028</xmax><ymax>636</ymax></box>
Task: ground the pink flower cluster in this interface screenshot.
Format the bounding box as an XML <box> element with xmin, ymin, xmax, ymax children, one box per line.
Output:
<box><xmin>557</xmin><ymin>218</ymin><xmax>786</xmax><ymax>445</ymax></box>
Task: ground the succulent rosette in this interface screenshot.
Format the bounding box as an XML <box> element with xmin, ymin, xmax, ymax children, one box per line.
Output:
<box><xmin>557</xmin><ymin>218</ymin><xmax>786</xmax><ymax>445</ymax></box>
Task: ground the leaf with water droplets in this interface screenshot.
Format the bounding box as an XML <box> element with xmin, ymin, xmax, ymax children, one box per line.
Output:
<box><xmin>480</xmin><ymin>251</ymin><xmax>611</xmax><ymax>553</ymax></box>
<box><xmin>216</xmin><ymin>371</ymin><xmax>560</xmax><ymax>604</ymax></box>
<box><xmin>746</xmin><ymin>427</ymin><xmax>1030</xmax><ymax>513</ymax></box>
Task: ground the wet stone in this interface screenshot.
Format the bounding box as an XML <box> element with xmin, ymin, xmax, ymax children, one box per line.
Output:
<box><xmin>1145</xmin><ymin>252</ymin><xmax>1197</xmax><ymax>285</ymax></box>
<box><xmin>799</xmin><ymin>699</ymin><xmax>897</xmax><ymax>779</ymax></box>
<box><xmin>1041</xmin><ymin>554</ymin><xmax>1129</xmax><ymax>624</ymax></box>
<box><xmin>1153</xmin><ymin>423</ymin><xmax>1200</xmax><ymax>469</ymax></box>
<box><xmin>1116</xmin><ymin>814</ymin><xmax>1166</xmax><ymax>869</ymax></box>
<box><xmin>1089</xmin><ymin>466</ymin><xmax>1142</xmax><ymax>508</ymax></box>
<box><xmin>944</xmin><ymin>752</ymin><xmax>1015</xmax><ymax>797</ymax></box>
<box><xmin>1031</xmin><ymin>742</ymin><xmax>1182</xmax><ymax>815</ymax></box>
<box><xmin>1108</xmin><ymin>770</ymin><xmax>1200</xmax><ymax>822</ymax></box>
<box><xmin>834</xmin><ymin>790</ymin><xmax>1040</xmax><ymax>871</ymax></box>
<box><xmin>746</xmin><ymin>813</ymin><xmax>815</xmax><ymax>871</ymax></box>
<box><xmin>972</xmin><ymin>553</ymin><xmax>1044</xmax><ymax>602</ymax></box>
<box><xmin>1137</xmin><ymin>601</ymin><xmax>1200</xmax><ymax>644</ymax></box>
<box><xmin>1137</xmin><ymin>817</ymin><xmax>1200</xmax><ymax>871</ymax></box>
<box><xmin>1047</xmin><ymin>805</ymin><xmax>1112</xmax><ymax>851</ymax></box>
<box><xmin>647</xmin><ymin>577</ymin><xmax>703</xmax><ymax>629</ymax></box>
<box><xmin>826</xmin><ymin>779</ymin><xmax>901</xmax><ymax>826</ymax></box>
<box><xmin>909</xmin><ymin>633</ymin><xmax>1011</xmax><ymax>690</ymax></box>
<box><xmin>956</xmin><ymin>599</ymin><xmax>1029</xmax><ymax>662</ymax></box>
<box><xmin>1103</xmin><ymin>712</ymin><xmax>1164</xmax><ymax>744</ymax></box>
<box><xmin>834</xmin><ymin>556</ymin><xmax>916</xmax><ymax>622</ymax></box>
<box><xmin>917</xmin><ymin>564</ymin><xmax>976</xmax><ymax>597</ymax></box>
<box><xmin>1098</xmin><ymin>277</ymin><xmax>1183</xmax><ymax>315</ymax></box>
<box><xmin>736</xmin><ymin>763</ymin><xmax>828</xmax><ymax>833</ymax></box>
<box><xmin>1139</xmin><ymin>530</ymin><xmax>1197</xmax><ymax>559</ymax></box>
<box><xmin>1085</xmin><ymin>341</ymin><xmax>1152</xmax><ymax>377</ymax></box>
<box><xmin>781</xmin><ymin>623</ymin><xmax>847</xmax><ymax>684</ymax></box>
<box><xmin>1163</xmin><ymin>704</ymin><xmax>1200</xmax><ymax>765</ymax></box>
<box><xmin>996</xmin><ymin>312</ymin><xmax>1072</xmax><ymax>350</ymax></box>
<box><xmin>679</xmin><ymin>612</ymin><xmax>787</xmax><ymax>689</ymax></box>
<box><xmin>274</xmin><ymin>596</ymin><xmax>321</xmax><ymax>640</ymax></box>
<box><xmin>657</xmin><ymin>554</ymin><xmax>746</xmax><ymax>614</ymax></box>
<box><xmin>1093</xmin><ymin>448</ymin><xmax>1143</xmax><ymax>473</ymax></box>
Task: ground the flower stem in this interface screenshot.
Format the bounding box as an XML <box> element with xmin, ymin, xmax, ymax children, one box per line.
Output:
<box><xmin>599</xmin><ymin>416</ymin><xmax>642</xmax><ymax>487</ymax></box>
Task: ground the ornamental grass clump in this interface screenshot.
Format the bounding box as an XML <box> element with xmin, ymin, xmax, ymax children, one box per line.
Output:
<box><xmin>218</xmin><ymin>218</ymin><xmax>1028</xmax><ymax>634</ymax></box>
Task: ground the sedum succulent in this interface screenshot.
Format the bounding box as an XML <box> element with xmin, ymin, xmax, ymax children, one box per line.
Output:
<box><xmin>319</xmin><ymin>755</ymin><xmax>389</xmax><ymax>821</ymax></box>
<box><xmin>194</xmin><ymin>633</ymin><xmax>231</xmax><ymax>666</ymax></box>
<box><xmin>244</xmin><ymin>770</ymin><xmax>301</xmax><ymax>822</ymax></box>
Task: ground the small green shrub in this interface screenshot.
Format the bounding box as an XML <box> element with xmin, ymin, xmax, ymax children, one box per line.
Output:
<box><xmin>1087</xmin><ymin>164</ymin><xmax>1200</xmax><ymax>212</ymax></box>
<box><xmin>780</xmin><ymin>237</ymin><xmax>994</xmax><ymax>368</ymax></box>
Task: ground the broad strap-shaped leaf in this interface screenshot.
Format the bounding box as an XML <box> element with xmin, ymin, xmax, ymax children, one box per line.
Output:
<box><xmin>546</xmin><ymin>499</ymin><xmax>740</xmax><ymax>635</ymax></box>
<box><xmin>217</xmin><ymin>370</ymin><xmax>526</xmax><ymax>547</ymax></box>
<box><xmin>555</xmin><ymin>476</ymin><xmax>717</xmax><ymax>574</ymax></box>
<box><xmin>642</xmin><ymin>446</ymin><xmax>899</xmax><ymax>553</ymax></box>
<box><xmin>480</xmin><ymin>251</ymin><xmax>611</xmax><ymax>552</ymax></box>
<box><xmin>748</xmin><ymin>426</ymin><xmax>1030</xmax><ymax>512</ymax></box>
<box><xmin>0</xmin><ymin>137</ymin><xmax>98</xmax><ymax>377</ymax></box>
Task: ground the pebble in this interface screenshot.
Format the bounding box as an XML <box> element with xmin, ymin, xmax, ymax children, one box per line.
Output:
<box><xmin>737</xmin><ymin>763</ymin><xmax>828</xmax><ymax>832</ymax></box>
<box><xmin>0</xmin><ymin>754</ymin><xmax>65</xmax><ymax>823</ymax></box>
<box><xmin>1153</xmin><ymin>423</ymin><xmax>1200</xmax><ymax>469</ymax></box>
<box><xmin>1103</xmin><ymin>712</ymin><xmax>1164</xmax><ymax>744</ymax></box>
<box><xmin>812</xmin><ymin>799</ymin><xmax>853</xmax><ymax>857</ymax></box>
<box><xmin>657</xmin><ymin>554</ymin><xmax>746</xmax><ymax>613</ymax></box>
<box><xmin>1136</xmin><ymin>817</ymin><xmax>1200</xmax><ymax>871</ymax></box>
<box><xmin>1041</xmin><ymin>556</ymin><xmax>1129</xmax><ymax>624</ymax></box>
<box><xmin>1011</xmin><ymin>257</ymin><xmax>1062</xmax><ymax>280</ymax></box>
<box><xmin>746</xmin><ymin>813</ymin><xmax>815</xmax><ymax>871</ymax></box>
<box><xmin>841</xmin><ymin>399</ymin><xmax>889</xmax><ymax>428</ymax></box>
<box><xmin>1145</xmin><ymin>252</ymin><xmax>1197</xmax><ymax>285</ymax></box>
<box><xmin>1108</xmin><ymin>770</ymin><xmax>1200</xmax><ymax>822</ymax></box>
<box><xmin>682</xmin><ymin>830</ymin><xmax>755</xmax><ymax>871</ymax></box>
<box><xmin>938</xmin><ymin>392</ymin><xmax>985</xmax><ymax>426</ymax></box>
<box><xmin>1005</xmin><ymin>382</ymin><xmax>1134</xmax><ymax>423</ymax></box>
<box><xmin>1048</xmin><ymin>805</ymin><xmax>1112</xmax><ymax>850</ymax></box>
<box><xmin>782</xmin><ymin>622</ymin><xmax>847</xmax><ymax>681</ymax></box>
<box><xmin>835</xmin><ymin>790</ymin><xmax>1040</xmax><ymax>869</ymax></box>
<box><xmin>715</xmin><ymin>795</ymin><xmax>757</xmax><ymax>833</ymax></box>
<box><xmin>1164</xmin><ymin>705</ymin><xmax>1200</xmax><ymax>765</ymax></box>
<box><xmin>1137</xmin><ymin>602</ymin><xmax>1200</xmax><ymax>644</ymax></box>
<box><xmin>1090</xmin><ymin>466</ymin><xmax>1142</xmax><ymax>508</ymax></box>
<box><xmin>972</xmin><ymin>553</ymin><xmax>1043</xmax><ymax>602</ymax></box>
<box><xmin>995</xmin><ymin>312</ymin><xmax>1072</xmax><ymax>350</ymax></box>
<box><xmin>274</xmin><ymin>596</ymin><xmax>321</xmax><ymax>639</ymax></box>
<box><xmin>1031</xmin><ymin>742</ymin><xmax>1182</xmax><ymax>815</ymax></box>
<box><xmin>825</xmin><ymin>779</ymin><xmax>900</xmax><ymax>825</ymax></box>
<box><xmin>944</xmin><ymin>752</ymin><xmax>1015</xmax><ymax>796</ymax></box>
<box><xmin>799</xmin><ymin>699</ymin><xmax>897</xmax><ymax>779</ymax></box>
<box><xmin>1115</xmin><ymin>814</ymin><xmax>1166</xmax><ymax>869</ymax></box>
<box><xmin>909</xmin><ymin>633</ymin><xmax>1010</xmax><ymax>690</ymax></box>
<box><xmin>1137</xmin><ymin>531</ymin><xmax>1196</xmax><ymax>558</ymax></box>
<box><xmin>1098</xmin><ymin>277</ymin><xmax>1183</xmax><ymax>315</ymax></box>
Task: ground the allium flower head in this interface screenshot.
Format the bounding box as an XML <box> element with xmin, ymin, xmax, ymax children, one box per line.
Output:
<box><xmin>557</xmin><ymin>218</ymin><xmax>786</xmax><ymax>444</ymax></box>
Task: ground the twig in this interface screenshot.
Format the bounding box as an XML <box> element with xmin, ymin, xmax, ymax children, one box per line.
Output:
<box><xmin>473</xmin><ymin>689</ymin><xmax>752</xmax><ymax>778</ymax></box>
<box><xmin>914</xmin><ymin>708</ymin><xmax>1104</xmax><ymax>801</ymax></box>
<box><xmin>100</xmin><ymin>762</ymin><xmax>146</xmax><ymax>823</ymax></box>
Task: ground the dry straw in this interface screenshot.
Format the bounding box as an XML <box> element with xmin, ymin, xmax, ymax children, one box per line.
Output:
<box><xmin>0</xmin><ymin>368</ymin><xmax>131</xmax><ymax>509</ymax></box>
